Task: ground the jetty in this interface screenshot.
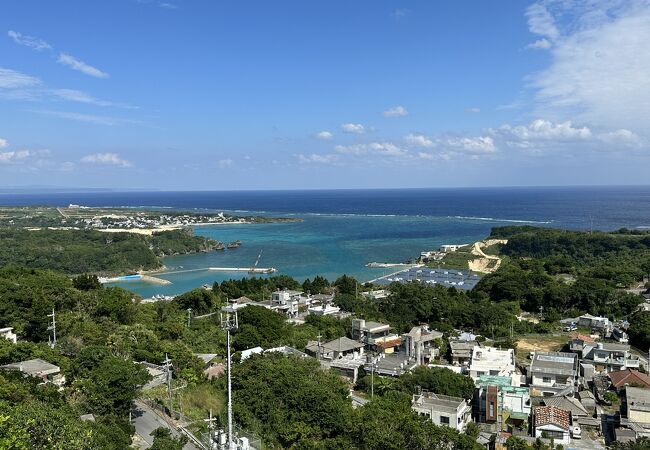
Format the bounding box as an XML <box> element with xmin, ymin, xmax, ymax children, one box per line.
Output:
<box><xmin>210</xmin><ymin>249</ymin><xmax>276</xmax><ymax>274</ymax></box>
<box><xmin>366</xmin><ymin>262</ymin><xmax>418</xmax><ymax>268</ymax></box>
<box><xmin>208</xmin><ymin>267</ymin><xmax>276</xmax><ymax>274</ymax></box>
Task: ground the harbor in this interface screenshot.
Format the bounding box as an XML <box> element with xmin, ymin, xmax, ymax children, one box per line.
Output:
<box><xmin>369</xmin><ymin>266</ymin><xmax>482</xmax><ymax>290</ymax></box>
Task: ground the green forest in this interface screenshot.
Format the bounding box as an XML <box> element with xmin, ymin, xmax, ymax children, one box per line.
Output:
<box><xmin>0</xmin><ymin>228</ymin><xmax>221</xmax><ymax>275</ymax></box>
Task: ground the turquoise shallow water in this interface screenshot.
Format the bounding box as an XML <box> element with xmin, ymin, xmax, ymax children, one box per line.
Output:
<box><xmin>109</xmin><ymin>214</ymin><xmax>495</xmax><ymax>297</ymax></box>
<box><xmin>13</xmin><ymin>186</ymin><xmax>648</xmax><ymax>298</ymax></box>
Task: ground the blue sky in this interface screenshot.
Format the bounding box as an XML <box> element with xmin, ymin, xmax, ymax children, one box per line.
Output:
<box><xmin>1</xmin><ymin>0</ymin><xmax>649</xmax><ymax>190</ymax></box>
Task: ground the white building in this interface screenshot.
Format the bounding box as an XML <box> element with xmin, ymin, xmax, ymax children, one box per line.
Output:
<box><xmin>411</xmin><ymin>391</ymin><xmax>472</xmax><ymax>431</ymax></box>
<box><xmin>307</xmin><ymin>304</ymin><xmax>341</xmax><ymax>316</ymax></box>
<box><xmin>529</xmin><ymin>352</ymin><xmax>578</xmax><ymax>396</ymax></box>
<box><xmin>0</xmin><ymin>327</ymin><xmax>17</xmax><ymax>344</ymax></box>
<box><xmin>469</xmin><ymin>346</ymin><xmax>517</xmax><ymax>384</ymax></box>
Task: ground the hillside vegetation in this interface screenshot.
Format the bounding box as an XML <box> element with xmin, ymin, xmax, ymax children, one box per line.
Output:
<box><xmin>0</xmin><ymin>228</ymin><xmax>220</xmax><ymax>275</ymax></box>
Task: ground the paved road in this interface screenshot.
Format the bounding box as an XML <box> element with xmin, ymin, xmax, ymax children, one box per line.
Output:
<box><xmin>132</xmin><ymin>400</ymin><xmax>199</xmax><ymax>450</ymax></box>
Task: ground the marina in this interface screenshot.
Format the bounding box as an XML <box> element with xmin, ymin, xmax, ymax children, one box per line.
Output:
<box><xmin>370</xmin><ymin>266</ymin><xmax>482</xmax><ymax>290</ymax></box>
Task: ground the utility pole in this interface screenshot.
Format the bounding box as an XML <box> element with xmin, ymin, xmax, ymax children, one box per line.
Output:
<box><xmin>316</xmin><ymin>334</ymin><xmax>322</xmax><ymax>360</ymax></box>
<box><xmin>187</xmin><ymin>308</ymin><xmax>192</xmax><ymax>327</ymax></box>
<box><xmin>162</xmin><ymin>353</ymin><xmax>173</xmax><ymax>418</ymax></box>
<box><xmin>221</xmin><ymin>307</ymin><xmax>239</xmax><ymax>450</ymax></box>
<box><xmin>47</xmin><ymin>308</ymin><xmax>56</xmax><ymax>348</ymax></box>
<box><xmin>204</xmin><ymin>408</ymin><xmax>218</xmax><ymax>450</ymax></box>
<box><xmin>370</xmin><ymin>353</ymin><xmax>377</xmax><ymax>399</ymax></box>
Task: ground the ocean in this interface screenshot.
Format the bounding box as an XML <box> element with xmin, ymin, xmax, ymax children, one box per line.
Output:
<box><xmin>2</xmin><ymin>186</ymin><xmax>650</xmax><ymax>297</ymax></box>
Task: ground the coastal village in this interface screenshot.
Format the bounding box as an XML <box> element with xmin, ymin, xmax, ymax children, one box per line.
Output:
<box><xmin>0</xmin><ymin>205</ymin><xmax>283</xmax><ymax>233</ymax></box>
<box><xmin>2</xmin><ymin>221</ymin><xmax>650</xmax><ymax>449</ymax></box>
<box><xmin>3</xmin><ymin>265</ymin><xmax>650</xmax><ymax>449</ymax></box>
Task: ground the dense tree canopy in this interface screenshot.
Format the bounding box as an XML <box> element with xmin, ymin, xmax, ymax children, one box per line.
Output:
<box><xmin>0</xmin><ymin>228</ymin><xmax>220</xmax><ymax>275</ymax></box>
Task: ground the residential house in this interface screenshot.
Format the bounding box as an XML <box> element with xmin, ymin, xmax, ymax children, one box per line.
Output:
<box><xmin>240</xmin><ymin>347</ymin><xmax>263</xmax><ymax>361</ymax></box>
<box><xmin>569</xmin><ymin>333</ymin><xmax>596</xmax><ymax>353</ymax></box>
<box><xmin>365</xmin><ymin>351</ymin><xmax>418</xmax><ymax>377</ymax></box>
<box><xmin>412</xmin><ymin>391</ymin><xmax>472</xmax><ymax>431</ymax></box>
<box><xmin>305</xmin><ymin>337</ymin><xmax>364</xmax><ymax>361</ymax></box>
<box><xmin>474</xmin><ymin>375</ymin><xmax>531</xmax><ymax>435</ymax></box>
<box><xmin>0</xmin><ymin>358</ymin><xmax>65</xmax><ymax>387</ymax></box>
<box><xmin>469</xmin><ymin>346</ymin><xmax>517</xmax><ymax>385</ymax></box>
<box><xmin>402</xmin><ymin>325</ymin><xmax>443</xmax><ymax>365</ymax></box>
<box><xmin>625</xmin><ymin>387</ymin><xmax>650</xmax><ymax>431</ymax></box>
<box><xmin>225</xmin><ymin>296</ymin><xmax>254</xmax><ymax>311</ymax></box>
<box><xmin>577</xmin><ymin>314</ymin><xmax>611</xmax><ymax>333</ymax></box>
<box><xmin>362</xmin><ymin>290</ymin><xmax>389</xmax><ymax>301</ymax></box>
<box><xmin>542</xmin><ymin>396</ymin><xmax>588</xmax><ymax>420</ymax></box>
<box><xmin>268</xmin><ymin>289</ymin><xmax>303</xmax><ymax>317</ymax></box>
<box><xmin>533</xmin><ymin>406</ymin><xmax>572</xmax><ymax>445</ymax></box>
<box><xmin>305</xmin><ymin>337</ymin><xmax>365</xmax><ymax>382</ymax></box>
<box><xmin>528</xmin><ymin>351</ymin><xmax>578</xmax><ymax>396</ymax></box>
<box><xmin>264</xmin><ymin>346</ymin><xmax>309</xmax><ymax>358</ymax></box>
<box><xmin>579</xmin><ymin>342</ymin><xmax>640</xmax><ymax>373</ymax></box>
<box><xmin>449</xmin><ymin>340</ymin><xmax>477</xmax><ymax>366</ymax></box>
<box><xmin>351</xmin><ymin>319</ymin><xmax>401</xmax><ymax>353</ymax></box>
<box><xmin>307</xmin><ymin>303</ymin><xmax>341</xmax><ymax>316</ymax></box>
<box><xmin>195</xmin><ymin>353</ymin><xmax>219</xmax><ymax>370</ymax></box>
<box><xmin>609</xmin><ymin>369</ymin><xmax>650</xmax><ymax>392</ymax></box>
<box><xmin>0</xmin><ymin>327</ymin><xmax>17</xmax><ymax>344</ymax></box>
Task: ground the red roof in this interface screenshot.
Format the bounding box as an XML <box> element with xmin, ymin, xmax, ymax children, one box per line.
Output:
<box><xmin>572</xmin><ymin>333</ymin><xmax>595</xmax><ymax>343</ymax></box>
<box><xmin>375</xmin><ymin>338</ymin><xmax>402</xmax><ymax>349</ymax></box>
<box><xmin>609</xmin><ymin>369</ymin><xmax>650</xmax><ymax>389</ymax></box>
<box><xmin>534</xmin><ymin>406</ymin><xmax>571</xmax><ymax>430</ymax></box>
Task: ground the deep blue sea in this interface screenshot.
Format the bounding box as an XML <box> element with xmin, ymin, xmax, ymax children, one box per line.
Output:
<box><xmin>2</xmin><ymin>186</ymin><xmax>649</xmax><ymax>297</ymax></box>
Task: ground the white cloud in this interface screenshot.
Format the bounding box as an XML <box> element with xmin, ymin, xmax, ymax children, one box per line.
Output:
<box><xmin>444</xmin><ymin>136</ymin><xmax>496</xmax><ymax>154</ymax></box>
<box><xmin>158</xmin><ymin>2</ymin><xmax>177</xmax><ymax>9</ymax></box>
<box><xmin>0</xmin><ymin>68</ymin><xmax>130</xmax><ymax>107</ymax></box>
<box><xmin>81</xmin><ymin>153</ymin><xmax>132</xmax><ymax>167</ymax></box>
<box><xmin>298</xmin><ymin>153</ymin><xmax>338</xmax><ymax>164</ymax></box>
<box><xmin>490</xmin><ymin>119</ymin><xmax>592</xmax><ymax>142</ymax></box>
<box><xmin>315</xmin><ymin>131</ymin><xmax>333</xmax><ymax>141</ymax></box>
<box><xmin>57</xmin><ymin>53</ymin><xmax>109</xmax><ymax>78</ymax></box>
<box><xmin>405</xmin><ymin>133</ymin><xmax>496</xmax><ymax>155</ymax></box>
<box><xmin>465</xmin><ymin>107</ymin><xmax>481</xmax><ymax>113</ymax></box>
<box><xmin>33</xmin><ymin>110</ymin><xmax>138</xmax><ymax>126</ymax></box>
<box><xmin>383</xmin><ymin>105</ymin><xmax>408</xmax><ymax>118</ymax></box>
<box><xmin>7</xmin><ymin>30</ymin><xmax>51</xmax><ymax>51</ymax></box>
<box><xmin>404</xmin><ymin>133</ymin><xmax>435</xmax><ymax>148</ymax></box>
<box><xmin>0</xmin><ymin>150</ymin><xmax>31</xmax><ymax>163</ymax></box>
<box><xmin>527</xmin><ymin>1</ymin><xmax>650</xmax><ymax>130</ymax></box>
<box><xmin>216</xmin><ymin>159</ymin><xmax>233</xmax><ymax>169</ymax></box>
<box><xmin>340</xmin><ymin>123</ymin><xmax>366</xmax><ymax>134</ymax></box>
<box><xmin>335</xmin><ymin>142</ymin><xmax>406</xmax><ymax>157</ymax></box>
<box><xmin>525</xmin><ymin>2</ymin><xmax>559</xmax><ymax>41</ymax></box>
<box><xmin>393</xmin><ymin>9</ymin><xmax>409</xmax><ymax>19</ymax></box>
<box><xmin>0</xmin><ymin>68</ymin><xmax>41</xmax><ymax>89</ymax></box>
<box><xmin>0</xmin><ymin>138</ymin><xmax>7</xmax><ymax>149</ymax></box>
<box><xmin>50</xmin><ymin>89</ymin><xmax>134</xmax><ymax>108</ymax></box>
<box><xmin>0</xmin><ymin>149</ymin><xmax>49</xmax><ymax>165</ymax></box>
<box><xmin>527</xmin><ymin>38</ymin><xmax>552</xmax><ymax>50</ymax></box>
<box><xmin>488</xmin><ymin>119</ymin><xmax>642</xmax><ymax>152</ymax></box>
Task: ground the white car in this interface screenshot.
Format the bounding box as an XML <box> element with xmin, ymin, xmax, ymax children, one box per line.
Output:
<box><xmin>571</xmin><ymin>425</ymin><xmax>582</xmax><ymax>439</ymax></box>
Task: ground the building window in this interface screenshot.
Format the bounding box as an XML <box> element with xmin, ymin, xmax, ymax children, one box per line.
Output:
<box><xmin>542</xmin><ymin>376</ymin><xmax>551</xmax><ymax>383</ymax></box>
<box><xmin>440</xmin><ymin>416</ymin><xmax>450</xmax><ymax>425</ymax></box>
<box><xmin>541</xmin><ymin>430</ymin><xmax>565</xmax><ymax>440</ymax></box>
<box><xmin>489</xmin><ymin>401</ymin><xmax>495</xmax><ymax>417</ymax></box>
